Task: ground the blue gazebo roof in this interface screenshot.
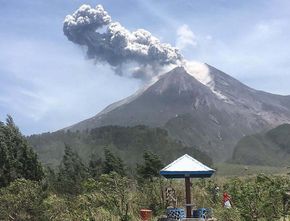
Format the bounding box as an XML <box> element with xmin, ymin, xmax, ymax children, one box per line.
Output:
<box><xmin>160</xmin><ymin>154</ymin><xmax>215</xmax><ymax>178</ymax></box>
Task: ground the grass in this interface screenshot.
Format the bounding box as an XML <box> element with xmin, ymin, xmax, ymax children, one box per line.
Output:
<box><xmin>213</xmin><ymin>163</ymin><xmax>290</xmax><ymax>177</ymax></box>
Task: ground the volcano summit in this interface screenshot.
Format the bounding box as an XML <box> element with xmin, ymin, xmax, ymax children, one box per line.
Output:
<box><xmin>65</xmin><ymin>64</ymin><xmax>290</xmax><ymax>161</ymax></box>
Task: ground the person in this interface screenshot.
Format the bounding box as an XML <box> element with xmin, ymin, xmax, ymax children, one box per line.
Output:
<box><xmin>212</xmin><ymin>184</ymin><xmax>220</xmax><ymax>203</ymax></box>
<box><xmin>223</xmin><ymin>192</ymin><xmax>232</xmax><ymax>208</ymax></box>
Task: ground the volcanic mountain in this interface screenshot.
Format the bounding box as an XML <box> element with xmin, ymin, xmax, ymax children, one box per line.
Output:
<box><xmin>65</xmin><ymin>64</ymin><xmax>290</xmax><ymax>161</ymax></box>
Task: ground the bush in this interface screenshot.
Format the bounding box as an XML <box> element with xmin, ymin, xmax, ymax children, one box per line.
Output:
<box><xmin>97</xmin><ymin>172</ymin><xmax>135</xmax><ymax>221</ymax></box>
<box><xmin>43</xmin><ymin>193</ymin><xmax>120</xmax><ymax>221</ymax></box>
<box><xmin>225</xmin><ymin>174</ymin><xmax>290</xmax><ymax>221</ymax></box>
<box><xmin>214</xmin><ymin>206</ymin><xmax>241</xmax><ymax>221</ymax></box>
<box><xmin>0</xmin><ymin>179</ymin><xmax>45</xmax><ymax>220</ymax></box>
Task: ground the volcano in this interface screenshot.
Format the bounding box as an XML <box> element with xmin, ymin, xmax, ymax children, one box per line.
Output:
<box><xmin>65</xmin><ymin>64</ymin><xmax>290</xmax><ymax>161</ymax></box>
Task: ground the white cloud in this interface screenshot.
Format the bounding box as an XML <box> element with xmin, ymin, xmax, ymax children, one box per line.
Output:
<box><xmin>176</xmin><ymin>24</ymin><xmax>197</xmax><ymax>50</ymax></box>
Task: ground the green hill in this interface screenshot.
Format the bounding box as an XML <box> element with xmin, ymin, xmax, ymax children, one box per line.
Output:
<box><xmin>28</xmin><ymin>125</ymin><xmax>212</xmax><ymax>168</ymax></box>
<box><xmin>232</xmin><ymin>124</ymin><xmax>290</xmax><ymax>166</ymax></box>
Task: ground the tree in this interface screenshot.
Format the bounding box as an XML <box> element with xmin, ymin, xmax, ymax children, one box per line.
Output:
<box><xmin>56</xmin><ymin>145</ymin><xmax>89</xmax><ymax>194</ymax></box>
<box><xmin>136</xmin><ymin>151</ymin><xmax>164</xmax><ymax>181</ymax></box>
<box><xmin>136</xmin><ymin>151</ymin><xmax>165</xmax><ymax>215</ymax></box>
<box><xmin>88</xmin><ymin>153</ymin><xmax>103</xmax><ymax>180</ymax></box>
<box><xmin>0</xmin><ymin>115</ymin><xmax>44</xmax><ymax>187</ymax></box>
<box><xmin>102</xmin><ymin>148</ymin><xmax>126</xmax><ymax>176</ymax></box>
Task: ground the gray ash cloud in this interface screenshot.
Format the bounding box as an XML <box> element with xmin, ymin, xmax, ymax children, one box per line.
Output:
<box><xmin>63</xmin><ymin>4</ymin><xmax>183</xmax><ymax>79</ymax></box>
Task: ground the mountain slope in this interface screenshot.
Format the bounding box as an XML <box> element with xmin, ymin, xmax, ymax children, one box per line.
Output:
<box><xmin>28</xmin><ymin>125</ymin><xmax>212</xmax><ymax>168</ymax></box>
<box><xmin>232</xmin><ymin>124</ymin><xmax>290</xmax><ymax>166</ymax></box>
<box><xmin>65</xmin><ymin>65</ymin><xmax>290</xmax><ymax>161</ymax></box>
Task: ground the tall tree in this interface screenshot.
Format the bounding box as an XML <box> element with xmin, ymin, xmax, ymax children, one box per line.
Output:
<box><xmin>136</xmin><ymin>151</ymin><xmax>164</xmax><ymax>181</ymax></box>
<box><xmin>0</xmin><ymin>115</ymin><xmax>44</xmax><ymax>187</ymax></box>
<box><xmin>88</xmin><ymin>153</ymin><xmax>103</xmax><ymax>180</ymax></box>
<box><xmin>56</xmin><ymin>145</ymin><xmax>88</xmax><ymax>194</ymax></box>
<box><xmin>103</xmin><ymin>148</ymin><xmax>126</xmax><ymax>176</ymax></box>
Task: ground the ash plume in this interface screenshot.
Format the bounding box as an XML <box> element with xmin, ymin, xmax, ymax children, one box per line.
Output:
<box><xmin>63</xmin><ymin>4</ymin><xmax>183</xmax><ymax>79</ymax></box>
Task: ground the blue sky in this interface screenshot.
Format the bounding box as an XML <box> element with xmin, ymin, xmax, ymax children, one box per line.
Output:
<box><xmin>1</xmin><ymin>0</ymin><xmax>290</xmax><ymax>134</ymax></box>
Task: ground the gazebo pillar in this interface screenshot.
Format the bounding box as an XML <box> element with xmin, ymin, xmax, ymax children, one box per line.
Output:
<box><xmin>185</xmin><ymin>176</ymin><xmax>192</xmax><ymax>218</ymax></box>
<box><xmin>160</xmin><ymin>154</ymin><xmax>215</xmax><ymax>220</ymax></box>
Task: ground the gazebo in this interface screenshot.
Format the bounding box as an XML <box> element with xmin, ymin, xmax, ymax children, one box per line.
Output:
<box><xmin>160</xmin><ymin>154</ymin><xmax>215</xmax><ymax>218</ymax></box>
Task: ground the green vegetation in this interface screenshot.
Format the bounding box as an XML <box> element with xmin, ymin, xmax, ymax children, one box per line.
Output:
<box><xmin>103</xmin><ymin>147</ymin><xmax>126</xmax><ymax>176</ymax></box>
<box><xmin>0</xmin><ymin>117</ymin><xmax>172</xmax><ymax>220</ymax></box>
<box><xmin>2</xmin><ymin>172</ymin><xmax>290</xmax><ymax>220</ymax></box>
<box><xmin>55</xmin><ymin>145</ymin><xmax>89</xmax><ymax>195</ymax></box>
<box><xmin>225</xmin><ymin>174</ymin><xmax>289</xmax><ymax>220</ymax></box>
<box><xmin>267</xmin><ymin>124</ymin><xmax>290</xmax><ymax>153</ymax></box>
<box><xmin>232</xmin><ymin>124</ymin><xmax>290</xmax><ymax>166</ymax></box>
<box><xmin>136</xmin><ymin>151</ymin><xmax>164</xmax><ymax>181</ymax></box>
<box><xmin>0</xmin><ymin>179</ymin><xmax>46</xmax><ymax>220</ymax></box>
<box><xmin>2</xmin><ymin>117</ymin><xmax>290</xmax><ymax>220</ymax></box>
<box><xmin>28</xmin><ymin>125</ymin><xmax>212</xmax><ymax>168</ymax></box>
<box><xmin>0</xmin><ymin>116</ymin><xmax>43</xmax><ymax>187</ymax></box>
<box><xmin>215</xmin><ymin>163</ymin><xmax>289</xmax><ymax>177</ymax></box>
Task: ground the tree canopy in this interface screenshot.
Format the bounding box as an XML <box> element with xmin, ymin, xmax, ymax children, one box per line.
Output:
<box><xmin>103</xmin><ymin>147</ymin><xmax>126</xmax><ymax>176</ymax></box>
<box><xmin>56</xmin><ymin>145</ymin><xmax>89</xmax><ymax>194</ymax></box>
<box><xmin>0</xmin><ymin>116</ymin><xmax>43</xmax><ymax>187</ymax></box>
<box><xmin>136</xmin><ymin>151</ymin><xmax>164</xmax><ymax>181</ymax></box>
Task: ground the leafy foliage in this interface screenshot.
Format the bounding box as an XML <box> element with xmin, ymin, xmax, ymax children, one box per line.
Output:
<box><xmin>214</xmin><ymin>206</ymin><xmax>242</xmax><ymax>221</ymax></box>
<box><xmin>88</xmin><ymin>153</ymin><xmax>103</xmax><ymax>179</ymax></box>
<box><xmin>136</xmin><ymin>151</ymin><xmax>164</xmax><ymax>182</ymax></box>
<box><xmin>135</xmin><ymin>151</ymin><xmax>166</xmax><ymax>215</ymax></box>
<box><xmin>0</xmin><ymin>179</ymin><xmax>45</xmax><ymax>220</ymax></box>
<box><xmin>0</xmin><ymin>116</ymin><xmax>43</xmax><ymax>187</ymax></box>
<box><xmin>28</xmin><ymin>125</ymin><xmax>212</xmax><ymax>168</ymax></box>
<box><xmin>233</xmin><ymin>124</ymin><xmax>290</xmax><ymax>166</ymax></box>
<box><xmin>55</xmin><ymin>145</ymin><xmax>89</xmax><ymax>195</ymax></box>
<box><xmin>1</xmin><ymin>172</ymin><xmax>290</xmax><ymax>220</ymax></box>
<box><xmin>2</xmin><ymin>116</ymin><xmax>290</xmax><ymax>220</ymax></box>
<box><xmin>225</xmin><ymin>174</ymin><xmax>290</xmax><ymax>221</ymax></box>
<box><xmin>97</xmin><ymin>172</ymin><xmax>134</xmax><ymax>221</ymax></box>
<box><xmin>42</xmin><ymin>192</ymin><xmax>118</xmax><ymax>221</ymax></box>
<box><xmin>137</xmin><ymin>178</ymin><xmax>167</xmax><ymax>216</ymax></box>
<box><xmin>103</xmin><ymin>148</ymin><xmax>126</xmax><ymax>176</ymax></box>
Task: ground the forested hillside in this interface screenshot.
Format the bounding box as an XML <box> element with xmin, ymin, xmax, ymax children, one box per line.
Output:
<box><xmin>28</xmin><ymin>125</ymin><xmax>212</xmax><ymax>168</ymax></box>
<box><xmin>232</xmin><ymin>124</ymin><xmax>290</xmax><ymax>166</ymax></box>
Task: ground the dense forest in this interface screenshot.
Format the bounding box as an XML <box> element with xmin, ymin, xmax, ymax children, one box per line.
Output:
<box><xmin>28</xmin><ymin>125</ymin><xmax>212</xmax><ymax>168</ymax></box>
<box><xmin>233</xmin><ymin>124</ymin><xmax>290</xmax><ymax>166</ymax></box>
<box><xmin>1</xmin><ymin>116</ymin><xmax>290</xmax><ymax>220</ymax></box>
